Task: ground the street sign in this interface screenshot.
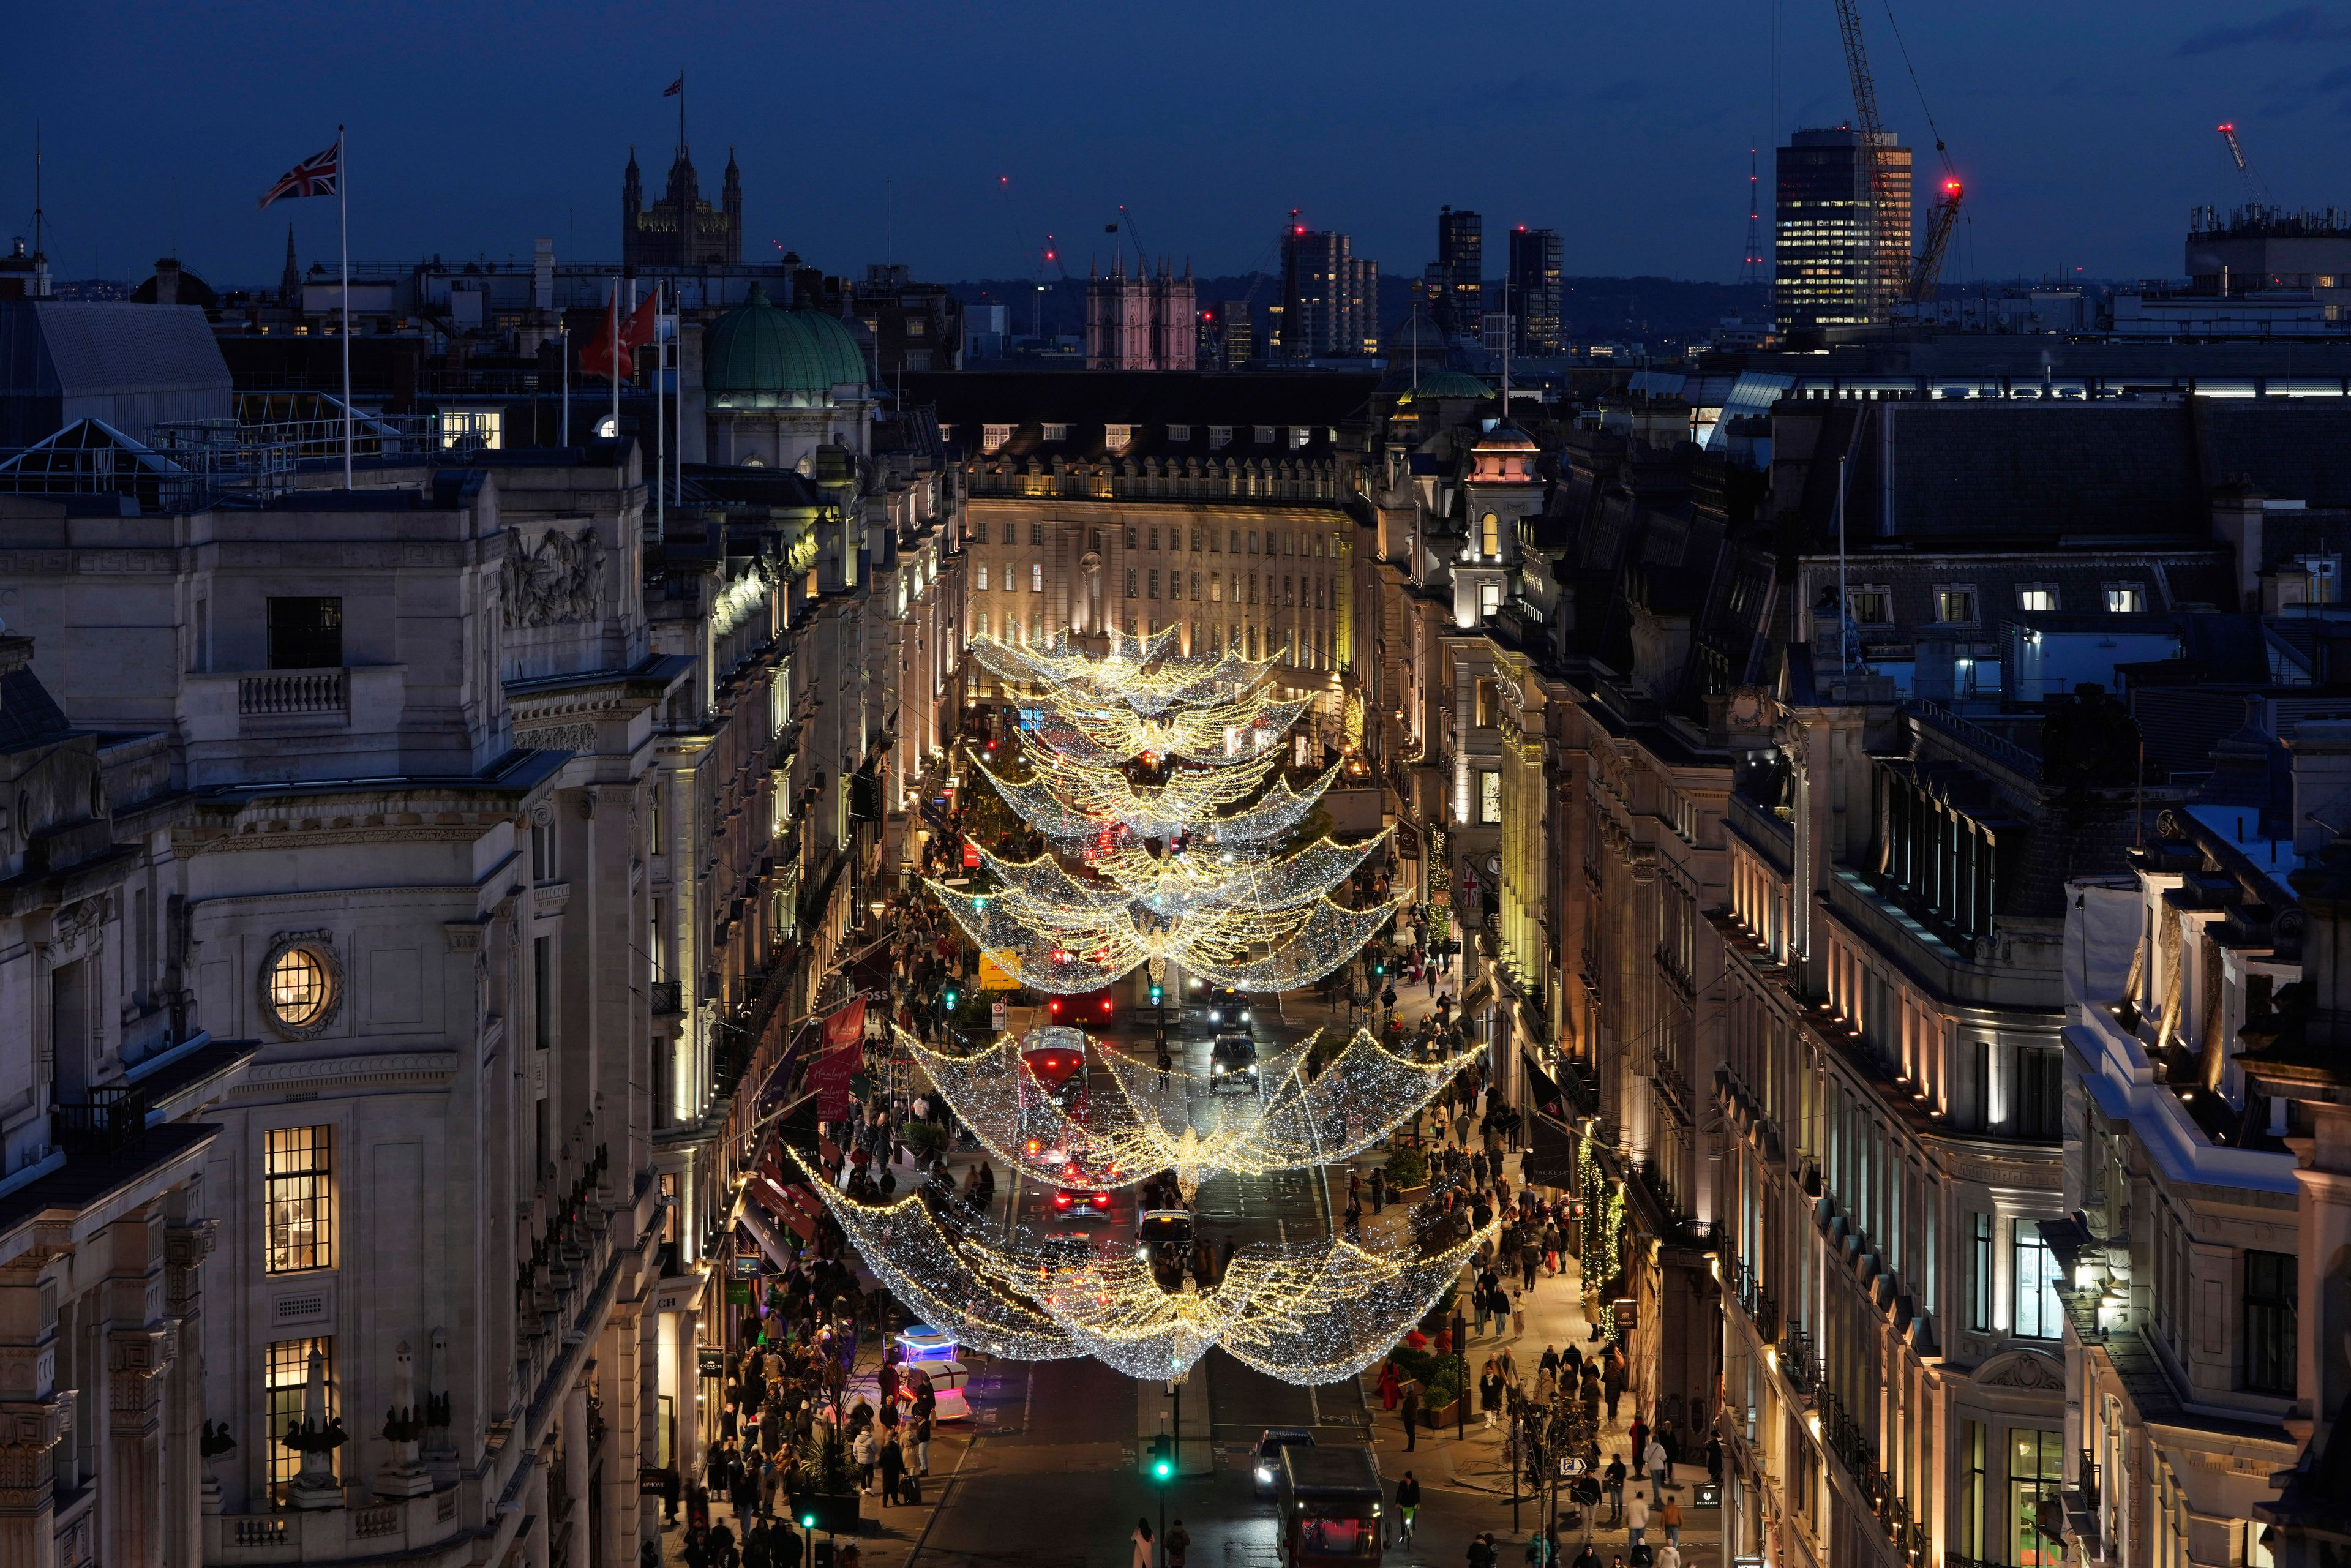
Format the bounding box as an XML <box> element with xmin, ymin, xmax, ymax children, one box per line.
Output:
<box><xmin>1556</xmin><ymin>1456</ymin><xmax>1588</xmax><ymax>1477</ymax></box>
<box><xmin>991</xmin><ymin>1001</ymin><xmax>1009</xmax><ymax>1033</ymax></box>
<box><xmin>697</xmin><ymin>1348</ymin><xmax>724</xmax><ymax>1378</ymax></box>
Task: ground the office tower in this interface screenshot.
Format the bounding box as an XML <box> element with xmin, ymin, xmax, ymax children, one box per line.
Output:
<box><xmin>1274</xmin><ymin>227</ymin><xmax>1378</xmax><ymax>359</ymax></box>
<box><xmin>1774</xmin><ymin>126</ymin><xmax>1911</xmax><ymax>334</ymax></box>
<box><xmin>1210</xmin><ymin>298</ymin><xmax>1255</xmax><ymax>369</ymax></box>
<box><xmin>1434</xmin><ymin>208</ymin><xmax>1482</xmax><ymax>337</ymax></box>
<box><xmin>1507</xmin><ymin>226</ymin><xmax>1562</xmax><ymax>355</ymax></box>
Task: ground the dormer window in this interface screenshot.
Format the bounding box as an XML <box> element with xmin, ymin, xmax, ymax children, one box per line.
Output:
<box><xmin>1209</xmin><ymin>426</ymin><xmax>1232</xmax><ymax>449</ymax></box>
<box><xmin>1104</xmin><ymin>424</ymin><xmax>1133</xmax><ymax>450</ymax></box>
<box><xmin>1042</xmin><ymin>423</ymin><xmax>1070</xmax><ymax>443</ymax></box>
<box><xmin>982</xmin><ymin>424</ymin><xmax>1011</xmax><ymax>453</ymax></box>
<box><xmin>1253</xmin><ymin>426</ymin><xmax>1275</xmax><ymax>445</ymax></box>
<box><xmin>1168</xmin><ymin>424</ymin><xmax>1192</xmax><ymax>442</ymax></box>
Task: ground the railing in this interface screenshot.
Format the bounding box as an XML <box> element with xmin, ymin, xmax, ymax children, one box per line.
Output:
<box><xmin>51</xmin><ymin>1086</ymin><xmax>150</xmax><ymax>1155</ymax></box>
<box><xmin>230</xmin><ymin>1517</ymin><xmax>288</xmax><ymax>1546</ymax></box>
<box><xmin>1727</xmin><ymin>1255</ymin><xmax>1780</xmax><ymax>1340</ymax></box>
<box><xmin>2078</xmin><ymin>1447</ymin><xmax>2101</xmax><ymax>1510</ymax></box>
<box><xmin>1777</xmin><ymin>1324</ymin><xmax>1820</xmax><ymax>1395</ymax></box>
<box><xmin>1904</xmin><ymin>698</ymin><xmax>2041</xmax><ymax>779</ymax></box>
<box><xmin>238</xmin><ymin>668</ymin><xmax>348</xmax><ymax>717</ymax></box>
<box><xmin>649</xmin><ymin>980</ymin><xmax>684</xmax><ymax>1017</ymax></box>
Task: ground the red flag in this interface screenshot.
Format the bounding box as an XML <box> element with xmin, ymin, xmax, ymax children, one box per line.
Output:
<box><xmin>577</xmin><ymin>288</ymin><xmax>631</xmax><ymax>383</ymax></box>
<box><xmin>812</xmin><ymin>998</ymin><xmax>867</xmax><ymax>1120</ymax></box>
<box><xmin>622</xmin><ymin>291</ymin><xmax>661</xmax><ymax>351</ymax></box>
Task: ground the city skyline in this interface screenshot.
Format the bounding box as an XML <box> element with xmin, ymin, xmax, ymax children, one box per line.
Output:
<box><xmin>6</xmin><ymin>1</ymin><xmax>2348</xmax><ymax>290</ymax></box>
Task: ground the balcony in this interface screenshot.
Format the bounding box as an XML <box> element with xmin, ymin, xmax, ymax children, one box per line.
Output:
<box><xmin>237</xmin><ymin>668</ymin><xmax>347</xmax><ymax>716</ymax></box>
<box><xmin>51</xmin><ymin>1086</ymin><xmax>149</xmax><ymax>1155</ymax></box>
<box><xmin>209</xmin><ymin>1488</ymin><xmax>464</xmax><ymax>1563</ymax></box>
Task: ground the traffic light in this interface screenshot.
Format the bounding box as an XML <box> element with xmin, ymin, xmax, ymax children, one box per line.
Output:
<box><xmin>1149</xmin><ymin>981</ymin><xmax>1163</xmax><ymax>1006</ymax></box>
<box><xmin>800</xmin><ymin>1493</ymin><xmax>861</xmax><ymax>1535</ymax></box>
<box><xmin>1147</xmin><ymin>1432</ymin><xmax>1174</xmax><ymax>1481</ymax></box>
<box><xmin>943</xmin><ymin>985</ymin><xmax>959</xmax><ymax>1011</ymax></box>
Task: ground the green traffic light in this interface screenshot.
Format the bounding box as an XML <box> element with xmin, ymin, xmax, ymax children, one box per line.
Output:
<box><xmin>1154</xmin><ymin>1460</ymin><xmax>1172</xmax><ymax>1479</ymax></box>
<box><xmin>801</xmin><ymin>1514</ymin><xmax>817</xmax><ymax>1528</ymax></box>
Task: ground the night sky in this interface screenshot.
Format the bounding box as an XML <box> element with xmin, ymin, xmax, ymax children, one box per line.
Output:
<box><xmin>5</xmin><ymin>1</ymin><xmax>2347</xmax><ymax>290</ymax></box>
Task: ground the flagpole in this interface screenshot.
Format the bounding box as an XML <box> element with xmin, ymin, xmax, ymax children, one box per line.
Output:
<box><xmin>610</xmin><ymin>272</ymin><xmax>620</xmax><ymax>470</ymax></box>
<box><xmin>655</xmin><ymin>279</ymin><xmax>666</xmax><ymax>543</ymax></box>
<box><xmin>339</xmin><ymin>124</ymin><xmax>351</xmax><ymax>487</ymax></box>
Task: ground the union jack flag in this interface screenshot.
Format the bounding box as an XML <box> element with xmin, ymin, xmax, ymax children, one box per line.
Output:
<box><xmin>258</xmin><ymin>143</ymin><xmax>339</xmax><ymax>209</ymax></box>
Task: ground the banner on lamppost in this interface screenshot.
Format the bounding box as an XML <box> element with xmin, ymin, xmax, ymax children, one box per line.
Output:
<box><xmin>812</xmin><ymin>998</ymin><xmax>866</xmax><ymax>1118</ymax></box>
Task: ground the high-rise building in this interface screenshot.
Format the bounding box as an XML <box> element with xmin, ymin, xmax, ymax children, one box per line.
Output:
<box><xmin>1272</xmin><ymin>226</ymin><xmax>1378</xmax><ymax>360</ymax></box>
<box><xmin>1084</xmin><ymin>252</ymin><xmax>1197</xmax><ymax>370</ymax></box>
<box><xmin>1199</xmin><ymin>298</ymin><xmax>1254</xmax><ymax>369</ymax></box>
<box><xmin>1507</xmin><ymin>226</ymin><xmax>1562</xmax><ymax>355</ymax></box>
<box><xmin>1434</xmin><ymin>207</ymin><xmax>1482</xmax><ymax>337</ymax></box>
<box><xmin>1773</xmin><ymin>125</ymin><xmax>1911</xmax><ymax>334</ymax></box>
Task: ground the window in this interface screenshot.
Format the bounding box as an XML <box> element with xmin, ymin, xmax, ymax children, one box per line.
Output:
<box><xmin>1125</xmin><ymin>527</ymin><xmax>1139</xmax><ymax>549</ymax></box>
<box><xmin>1211</xmin><ymin>575</ymin><xmax>1223</xmax><ymax>604</ymax></box>
<box><xmin>1029</xmin><ymin>522</ymin><xmax>1044</xmax><ymax>546</ymax></box>
<box><xmin>1475</xmin><ymin>678</ymin><xmax>1499</xmax><ymax>729</ymax></box>
<box><xmin>268</xmin><ymin>947</ymin><xmax>332</xmax><ymax>1030</ymax></box>
<box><xmin>973</xmin><ymin>610</ymin><xmax>989</xmax><ymax>640</ymax></box>
<box><xmin>2105</xmin><ymin>583</ymin><xmax>2146</xmax><ymax>613</ymax></box>
<box><xmin>1148</xmin><ymin>569</ymin><xmax>1160</xmax><ymax>599</ymax></box>
<box><xmin>264</xmin><ymin>1126</ymin><xmax>335</xmax><ymax>1274</ymax></box>
<box><xmin>1029</xmin><ymin>614</ymin><xmax>1043</xmax><ymax>644</ymax></box>
<box><xmin>1253</xmin><ymin>426</ymin><xmax>1274</xmax><ymax>444</ymax></box>
<box><xmin>2014</xmin><ymin>1223</ymin><xmax>2062</xmax><ymax>1338</ymax></box>
<box><xmin>2018</xmin><ymin>585</ymin><xmax>2058</xmax><ymax>612</ymax></box>
<box><xmin>2008</xmin><ymin>1430</ymin><xmax>2064</xmax><ymax>1568</ymax></box>
<box><xmin>1167</xmin><ymin>425</ymin><xmax>1191</xmax><ymax>442</ymax></box>
<box><xmin>1481</xmin><ymin>512</ymin><xmax>1501</xmax><ymax>557</ymax></box>
<box><xmin>1147</xmin><ymin>527</ymin><xmax>1160</xmax><ymax>550</ymax></box>
<box><xmin>1969</xmin><ymin>1212</ymin><xmax>1993</xmax><ymax>1332</ymax></box>
<box><xmin>1959</xmin><ymin>1420</ymin><xmax>1988</xmax><ymax>1561</ymax></box>
<box><xmin>1124</xmin><ymin>568</ymin><xmax>1138</xmax><ymax>599</ymax></box>
<box><xmin>1850</xmin><ymin>586</ymin><xmax>1892</xmax><ymax>625</ymax></box>
<box><xmin>266</xmin><ymin>596</ymin><xmax>343</xmax><ymax>670</ymax></box>
<box><xmin>1041</xmin><ymin>422</ymin><xmax>1069</xmax><ymax>442</ymax></box>
<box><xmin>2301</xmin><ymin>556</ymin><xmax>2341</xmax><ymax>605</ymax></box>
<box><xmin>972</xmin><ymin>521</ymin><xmax>989</xmax><ymax>544</ymax></box>
<box><xmin>1479</xmin><ymin>582</ymin><xmax>1503</xmax><ymax>619</ymax></box>
<box><xmin>1030</xmin><ymin>563</ymin><xmax>1043</xmax><ymax>593</ymax></box>
<box><xmin>1190</xmin><ymin>528</ymin><xmax>1203</xmax><ymax>552</ymax></box>
<box><xmin>2244</xmin><ymin>1250</ymin><xmax>2297</xmax><ymax>1394</ymax></box>
<box><xmin>974</xmin><ymin>565</ymin><xmax>989</xmax><ymax>591</ymax></box>
<box><xmin>982</xmin><ymin>424</ymin><xmax>1011</xmax><ymax>452</ymax></box>
<box><xmin>1479</xmin><ymin>771</ymin><xmax>1503</xmax><ymax>825</ymax></box>
<box><xmin>2017</xmin><ymin>1048</ymin><xmax>2061</xmax><ymax>1140</ymax></box>
<box><xmin>1208</xmin><ymin>426</ymin><xmax>1231</xmax><ymax>449</ymax></box>
<box><xmin>266</xmin><ymin>1338</ymin><xmax>335</xmax><ymax>1501</ymax></box>
<box><xmin>1104</xmin><ymin>424</ymin><xmax>1133</xmax><ymax>449</ymax></box>
<box><xmin>1935</xmin><ymin>587</ymin><xmax>1979</xmax><ymax>626</ymax></box>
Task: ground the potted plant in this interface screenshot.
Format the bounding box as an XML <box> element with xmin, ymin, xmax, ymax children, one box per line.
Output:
<box><xmin>1384</xmin><ymin>1144</ymin><xmax>1429</xmax><ymax>1195</ymax></box>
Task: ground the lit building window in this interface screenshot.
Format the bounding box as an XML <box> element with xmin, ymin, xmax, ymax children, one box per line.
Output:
<box><xmin>974</xmin><ymin>565</ymin><xmax>988</xmax><ymax>591</ymax></box>
<box><xmin>2017</xmin><ymin>585</ymin><xmax>2058</xmax><ymax>612</ymax></box>
<box><xmin>266</xmin><ymin>1125</ymin><xmax>336</xmax><ymax>1274</ymax></box>
<box><xmin>268</xmin><ymin>947</ymin><xmax>333</xmax><ymax>1030</ymax></box>
<box><xmin>2012</xmin><ymin>1224</ymin><xmax>2062</xmax><ymax>1338</ymax></box>
<box><xmin>1479</xmin><ymin>771</ymin><xmax>1503</xmax><ymax>825</ymax></box>
<box><xmin>1030</xmin><ymin>563</ymin><xmax>1043</xmax><ymax>593</ymax></box>
<box><xmin>2104</xmin><ymin>583</ymin><xmax>2147</xmax><ymax>613</ymax></box>
<box><xmin>265</xmin><ymin>1338</ymin><xmax>334</xmax><ymax>1502</ymax></box>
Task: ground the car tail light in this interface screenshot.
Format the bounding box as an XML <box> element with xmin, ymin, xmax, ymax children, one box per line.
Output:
<box><xmin>1054</xmin><ymin>1194</ymin><xmax>1071</xmax><ymax>1209</ymax></box>
<box><xmin>1049</xmin><ymin>999</ymin><xmax>1062</xmax><ymax>1016</ymax></box>
<box><xmin>1091</xmin><ymin>1191</ymin><xmax>1109</xmax><ymax>1208</ymax></box>
<box><xmin>1101</xmin><ymin>999</ymin><xmax>1113</xmax><ymax>1014</ymax></box>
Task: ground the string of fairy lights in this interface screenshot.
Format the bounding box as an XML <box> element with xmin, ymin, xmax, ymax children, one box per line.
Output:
<box><xmin>807</xmin><ymin>629</ymin><xmax>1474</xmax><ymax>1387</ymax></box>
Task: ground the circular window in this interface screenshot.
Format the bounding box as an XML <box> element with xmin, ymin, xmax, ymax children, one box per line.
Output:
<box><xmin>264</xmin><ymin>944</ymin><xmax>337</xmax><ymax>1035</ymax></box>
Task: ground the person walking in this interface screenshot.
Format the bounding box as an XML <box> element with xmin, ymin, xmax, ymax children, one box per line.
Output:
<box><xmin>1467</xmin><ymin>1532</ymin><xmax>1499</xmax><ymax>1568</ymax></box>
<box><xmin>1395</xmin><ymin>1471</ymin><xmax>1421</xmax><ymax>1545</ymax></box>
<box><xmin>1603</xmin><ymin>1360</ymin><xmax>1625</xmax><ymax>1424</ymax></box>
<box><xmin>1603</xmin><ymin>1452</ymin><xmax>1627</xmax><ymax>1524</ymax></box>
<box><xmin>1370</xmin><ymin>1167</ymin><xmax>1387</xmax><ymax>1214</ymax></box>
<box><xmin>1130</xmin><ymin>1518</ymin><xmax>1155</xmax><ymax>1568</ymax></box>
<box><xmin>1643</xmin><ymin>1434</ymin><xmax>1668</xmax><ymax>1498</ymax></box>
<box><xmin>1524</xmin><ymin>1530</ymin><xmax>1554</xmax><ymax>1568</ymax></box>
<box><xmin>1628</xmin><ymin>1416</ymin><xmax>1649</xmax><ymax>1471</ymax></box>
<box><xmin>1624</xmin><ymin>1490</ymin><xmax>1649</xmax><ymax>1555</ymax></box>
<box><xmin>912</xmin><ymin>1409</ymin><xmax>933</xmax><ymax>1476</ymax></box>
<box><xmin>878</xmin><ymin>1431</ymin><xmax>906</xmax><ymax>1507</ymax></box>
<box><xmin>1653</xmin><ymin>1541</ymin><xmax>1681</xmax><ymax>1568</ymax></box>
<box><xmin>1658</xmin><ymin>1492</ymin><xmax>1683</xmax><ymax>1548</ymax></box>
<box><xmin>1401</xmin><ymin>1382</ymin><xmax>1420</xmax><ymax>1450</ymax></box>
<box><xmin>852</xmin><ymin>1425</ymin><xmax>874</xmax><ymax>1495</ymax></box>
<box><xmin>1165</xmin><ymin>1519</ymin><xmax>1191</xmax><ymax>1568</ymax></box>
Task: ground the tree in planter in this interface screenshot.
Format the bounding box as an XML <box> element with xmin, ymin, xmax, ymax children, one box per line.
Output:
<box><xmin>899</xmin><ymin>1118</ymin><xmax>949</xmax><ymax>1161</ymax></box>
<box><xmin>1384</xmin><ymin>1144</ymin><xmax>1428</xmax><ymax>1192</ymax></box>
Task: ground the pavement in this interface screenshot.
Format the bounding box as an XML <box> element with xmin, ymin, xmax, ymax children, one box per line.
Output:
<box><xmin>659</xmin><ymin>932</ymin><xmax>1722</xmax><ymax>1567</ymax></box>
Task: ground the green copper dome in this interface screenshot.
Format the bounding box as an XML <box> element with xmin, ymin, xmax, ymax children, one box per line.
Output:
<box><xmin>703</xmin><ymin>283</ymin><xmax>870</xmax><ymax>409</ymax></box>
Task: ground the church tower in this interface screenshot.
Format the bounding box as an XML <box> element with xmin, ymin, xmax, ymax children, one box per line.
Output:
<box><xmin>722</xmin><ymin>149</ymin><xmax>743</xmax><ymax>263</ymax></box>
<box><xmin>621</xmin><ymin>148</ymin><xmax>643</xmax><ymax>271</ymax></box>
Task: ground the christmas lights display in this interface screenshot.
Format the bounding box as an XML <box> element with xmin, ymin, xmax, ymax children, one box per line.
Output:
<box><xmin>896</xmin><ymin>1023</ymin><xmax>1479</xmax><ymax>1198</ymax></box>
<box><xmin>800</xmin><ymin>629</ymin><xmax>1458</xmax><ymax>1387</ymax></box>
<box><xmin>790</xmin><ymin>1147</ymin><xmax>1499</xmax><ymax>1383</ymax></box>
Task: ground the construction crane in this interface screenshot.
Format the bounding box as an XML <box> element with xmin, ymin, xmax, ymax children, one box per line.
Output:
<box><xmin>1831</xmin><ymin>0</ymin><xmax>1965</xmax><ymax>310</ymax></box>
<box><xmin>2216</xmin><ymin>122</ymin><xmax>2273</xmax><ymax>205</ymax></box>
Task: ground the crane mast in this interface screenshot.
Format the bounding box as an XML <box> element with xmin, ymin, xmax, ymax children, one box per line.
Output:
<box><xmin>1832</xmin><ymin>0</ymin><xmax>1902</xmax><ymax>321</ymax></box>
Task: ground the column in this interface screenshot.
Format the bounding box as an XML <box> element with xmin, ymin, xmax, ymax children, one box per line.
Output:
<box><xmin>0</xmin><ymin>1266</ymin><xmax>64</xmax><ymax>1568</ymax></box>
<box><xmin>668</xmin><ymin>1309</ymin><xmax>702</xmax><ymax>1482</ymax></box>
<box><xmin>561</xmin><ymin>1381</ymin><xmax>590</xmax><ymax>1563</ymax></box>
<box><xmin>161</xmin><ymin>1214</ymin><xmax>217</xmax><ymax>1568</ymax></box>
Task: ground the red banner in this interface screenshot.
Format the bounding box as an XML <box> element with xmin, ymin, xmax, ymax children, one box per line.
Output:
<box><xmin>812</xmin><ymin>998</ymin><xmax>866</xmax><ymax>1120</ymax></box>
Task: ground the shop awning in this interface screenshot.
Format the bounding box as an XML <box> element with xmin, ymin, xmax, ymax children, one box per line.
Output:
<box><xmin>1520</xmin><ymin>1052</ymin><xmax>1579</xmax><ymax>1187</ymax></box>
